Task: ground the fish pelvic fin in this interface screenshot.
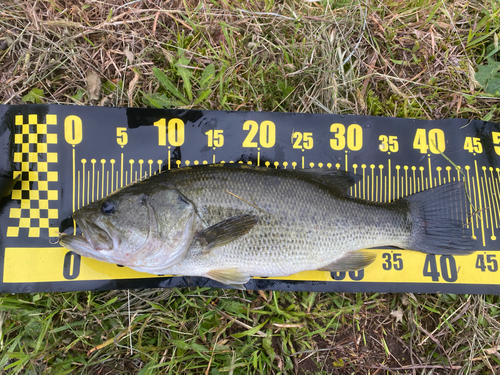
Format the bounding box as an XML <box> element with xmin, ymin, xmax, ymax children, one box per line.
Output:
<box><xmin>318</xmin><ymin>250</ymin><xmax>376</xmax><ymax>272</ymax></box>
<box><xmin>405</xmin><ymin>181</ymin><xmax>475</xmax><ymax>255</ymax></box>
<box><xmin>206</xmin><ymin>268</ymin><xmax>250</xmax><ymax>290</ymax></box>
<box><xmin>196</xmin><ymin>214</ymin><xmax>259</xmax><ymax>252</ymax></box>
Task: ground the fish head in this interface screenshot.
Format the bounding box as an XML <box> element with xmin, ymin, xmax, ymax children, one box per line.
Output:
<box><xmin>59</xmin><ymin>183</ymin><xmax>198</xmax><ymax>270</ymax></box>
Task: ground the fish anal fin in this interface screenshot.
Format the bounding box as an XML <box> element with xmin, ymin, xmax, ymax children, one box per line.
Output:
<box><xmin>197</xmin><ymin>214</ymin><xmax>259</xmax><ymax>252</ymax></box>
<box><xmin>206</xmin><ymin>268</ymin><xmax>250</xmax><ymax>289</ymax></box>
<box><xmin>318</xmin><ymin>250</ymin><xmax>376</xmax><ymax>272</ymax></box>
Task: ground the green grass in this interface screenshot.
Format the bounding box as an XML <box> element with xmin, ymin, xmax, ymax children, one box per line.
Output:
<box><xmin>1</xmin><ymin>0</ymin><xmax>500</xmax><ymax>373</ymax></box>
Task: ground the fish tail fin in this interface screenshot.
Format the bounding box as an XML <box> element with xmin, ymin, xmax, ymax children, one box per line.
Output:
<box><xmin>405</xmin><ymin>181</ymin><xmax>475</xmax><ymax>255</ymax></box>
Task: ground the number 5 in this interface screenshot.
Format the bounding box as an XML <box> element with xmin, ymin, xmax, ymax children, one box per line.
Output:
<box><xmin>117</xmin><ymin>127</ymin><xmax>128</xmax><ymax>147</ymax></box>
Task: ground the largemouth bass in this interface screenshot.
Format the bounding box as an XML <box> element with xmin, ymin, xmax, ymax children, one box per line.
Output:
<box><xmin>59</xmin><ymin>164</ymin><xmax>473</xmax><ymax>289</ymax></box>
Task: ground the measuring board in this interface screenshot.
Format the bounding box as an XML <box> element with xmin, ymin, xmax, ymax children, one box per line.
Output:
<box><xmin>0</xmin><ymin>104</ymin><xmax>500</xmax><ymax>294</ymax></box>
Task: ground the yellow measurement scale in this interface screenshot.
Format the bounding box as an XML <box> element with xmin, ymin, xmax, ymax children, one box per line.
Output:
<box><xmin>0</xmin><ymin>104</ymin><xmax>499</xmax><ymax>293</ymax></box>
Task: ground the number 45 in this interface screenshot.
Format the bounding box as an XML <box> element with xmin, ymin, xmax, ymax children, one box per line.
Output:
<box><xmin>463</xmin><ymin>137</ymin><xmax>483</xmax><ymax>153</ymax></box>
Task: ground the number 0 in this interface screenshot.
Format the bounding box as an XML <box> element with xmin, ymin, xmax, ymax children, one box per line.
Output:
<box><xmin>64</xmin><ymin>115</ymin><xmax>83</xmax><ymax>145</ymax></box>
<box><xmin>63</xmin><ymin>251</ymin><xmax>81</xmax><ymax>280</ymax></box>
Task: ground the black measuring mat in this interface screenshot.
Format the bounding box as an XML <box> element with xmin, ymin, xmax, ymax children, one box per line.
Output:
<box><xmin>0</xmin><ymin>104</ymin><xmax>499</xmax><ymax>293</ymax></box>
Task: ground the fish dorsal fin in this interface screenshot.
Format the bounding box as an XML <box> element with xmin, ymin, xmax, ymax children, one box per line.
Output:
<box><xmin>196</xmin><ymin>214</ymin><xmax>259</xmax><ymax>252</ymax></box>
<box><xmin>301</xmin><ymin>169</ymin><xmax>362</xmax><ymax>194</ymax></box>
<box><xmin>206</xmin><ymin>268</ymin><xmax>250</xmax><ymax>290</ymax></box>
<box><xmin>318</xmin><ymin>250</ymin><xmax>376</xmax><ymax>272</ymax></box>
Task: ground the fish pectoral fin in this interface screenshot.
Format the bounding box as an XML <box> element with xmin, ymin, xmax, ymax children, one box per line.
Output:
<box><xmin>206</xmin><ymin>268</ymin><xmax>250</xmax><ymax>289</ymax></box>
<box><xmin>196</xmin><ymin>214</ymin><xmax>259</xmax><ymax>252</ymax></box>
<box><xmin>318</xmin><ymin>250</ymin><xmax>376</xmax><ymax>272</ymax></box>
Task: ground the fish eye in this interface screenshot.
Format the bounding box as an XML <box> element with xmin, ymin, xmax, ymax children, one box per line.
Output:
<box><xmin>101</xmin><ymin>200</ymin><xmax>116</xmax><ymax>215</ymax></box>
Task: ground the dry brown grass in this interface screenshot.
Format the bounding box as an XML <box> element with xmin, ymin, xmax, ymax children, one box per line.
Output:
<box><xmin>1</xmin><ymin>0</ymin><xmax>498</xmax><ymax>120</ymax></box>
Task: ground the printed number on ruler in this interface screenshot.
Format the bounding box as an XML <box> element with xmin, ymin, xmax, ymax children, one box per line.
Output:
<box><xmin>63</xmin><ymin>251</ymin><xmax>81</xmax><ymax>280</ymax></box>
<box><xmin>292</xmin><ymin>132</ymin><xmax>313</xmax><ymax>150</ymax></box>
<box><xmin>463</xmin><ymin>137</ymin><xmax>483</xmax><ymax>153</ymax></box>
<box><xmin>242</xmin><ymin>120</ymin><xmax>276</xmax><ymax>148</ymax></box>
<box><xmin>475</xmin><ymin>253</ymin><xmax>498</xmax><ymax>272</ymax></box>
<box><xmin>330</xmin><ymin>123</ymin><xmax>363</xmax><ymax>151</ymax></box>
<box><xmin>64</xmin><ymin>116</ymin><xmax>83</xmax><ymax>145</ymax></box>
<box><xmin>206</xmin><ymin>129</ymin><xmax>224</xmax><ymax>148</ymax></box>
<box><xmin>423</xmin><ymin>255</ymin><xmax>457</xmax><ymax>282</ymax></box>
<box><xmin>492</xmin><ymin>132</ymin><xmax>500</xmax><ymax>155</ymax></box>
<box><xmin>413</xmin><ymin>128</ymin><xmax>445</xmax><ymax>153</ymax></box>
<box><xmin>332</xmin><ymin>269</ymin><xmax>365</xmax><ymax>281</ymax></box>
<box><xmin>154</xmin><ymin>118</ymin><xmax>185</xmax><ymax>146</ymax></box>
<box><xmin>379</xmin><ymin>135</ymin><xmax>399</xmax><ymax>152</ymax></box>
<box><xmin>382</xmin><ymin>252</ymin><xmax>403</xmax><ymax>270</ymax></box>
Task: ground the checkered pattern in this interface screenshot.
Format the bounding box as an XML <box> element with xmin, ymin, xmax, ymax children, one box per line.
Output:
<box><xmin>7</xmin><ymin>114</ymin><xmax>59</xmax><ymax>238</ymax></box>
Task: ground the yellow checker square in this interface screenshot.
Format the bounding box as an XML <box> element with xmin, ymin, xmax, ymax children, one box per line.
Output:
<box><xmin>29</xmin><ymin>171</ymin><xmax>38</xmax><ymax>181</ymax></box>
<box><xmin>19</xmin><ymin>218</ymin><xmax>30</xmax><ymax>228</ymax></box>
<box><xmin>47</xmin><ymin>153</ymin><xmax>58</xmax><ymax>163</ymax></box>
<box><xmin>29</xmin><ymin>228</ymin><xmax>40</xmax><ymax>237</ymax></box>
<box><xmin>21</xmin><ymin>162</ymin><xmax>30</xmax><ymax>170</ymax></box>
<box><xmin>13</xmin><ymin>153</ymin><xmax>22</xmax><ymax>162</ymax></box>
<box><xmin>46</xmin><ymin>134</ymin><xmax>57</xmax><ymax>144</ymax></box>
<box><xmin>30</xmin><ymin>209</ymin><xmax>40</xmax><ymax>219</ymax></box>
<box><xmin>22</xmin><ymin>143</ymin><xmax>30</xmax><ymax>153</ymax></box>
<box><xmin>14</xmin><ymin>134</ymin><xmax>23</xmax><ymax>143</ymax></box>
<box><xmin>48</xmin><ymin>190</ymin><xmax>58</xmax><ymax>200</ymax></box>
<box><xmin>38</xmin><ymin>181</ymin><xmax>48</xmax><ymax>190</ymax></box>
<box><xmin>30</xmin><ymin>190</ymin><xmax>39</xmax><ymax>200</ymax></box>
<box><xmin>49</xmin><ymin>227</ymin><xmax>59</xmax><ymax>237</ymax></box>
<box><xmin>7</xmin><ymin>227</ymin><xmax>19</xmax><ymax>237</ymax></box>
<box><xmin>21</xmin><ymin>199</ymin><xmax>31</xmax><ymax>209</ymax></box>
<box><xmin>11</xmin><ymin>190</ymin><xmax>22</xmax><ymax>199</ymax></box>
<box><xmin>28</xmin><ymin>134</ymin><xmax>38</xmax><ymax>143</ymax></box>
<box><xmin>37</xmin><ymin>124</ymin><xmax>47</xmax><ymax>134</ymax></box>
<box><xmin>9</xmin><ymin>208</ymin><xmax>21</xmax><ymax>219</ymax></box>
<box><xmin>48</xmin><ymin>209</ymin><xmax>58</xmax><ymax>219</ymax></box>
<box><xmin>28</xmin><ymin>114</ymin><xmax>38</xmax><ymax>124</ymax></box>
<box><xmin>21</xmin><ymin>181</ymin><xmax>30</xmax><ymax>190</ymax></box>
<box><xmin>13</xmin><ymin>171</ymin><xmax>21</xmax><ymax>179</ymax></box>
<box><xmin>37</xmin><ymin>143</ymin><xmax>47</xmax><ymax>153</ymax></box>
<box><xmin>38</xmin><ymin>162</ymin><xmax>48</xmax><ymax>172</ymax></box>
<box><xmin>28</xmin><ymin>153</ymin><xmax>38</xmax><ymax>163</ymax></box>
<box><xmin>22</xmin><ymin>125</ymin><xmax>29</xmax><ymax>134</ymax></box>
<box><xmin>40</xmin><ymin>218</ymin><xmax>49</xmax><ymax>227</ymax></box>
<box><xmin>47</xmin><ymin>171</ymin><xmax>58</xmax><ymax>181</ymax></box>
<box><xmin>46</xmin><ymin>114</ymin><xmax>57</xmax><ymax>125</ymax></box>
<box><xmin>39</xmin><ymin>200</ymin><xmax>49</xmax><ymax>209</ymax></box>
<box><xmin>15</xmin><ymin>115</ymin><xmax>23</xmax><ymax>125</ymax></box>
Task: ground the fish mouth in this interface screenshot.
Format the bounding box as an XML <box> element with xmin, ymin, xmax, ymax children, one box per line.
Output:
<box><xmin>59</xmin><ymin>212</ymin><xmax>115</xmax><ymax>257</ymax></box>
<box><xmin>76</xmin><ymin>215</ymin><xmax>114</xmax><ymax>252</ymax></box>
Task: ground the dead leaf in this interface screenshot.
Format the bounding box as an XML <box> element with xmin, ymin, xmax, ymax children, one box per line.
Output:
<box><xmin>86</xmin><ymin>70</ymin><xmax>101</xmax><ymax>101</ymax></box>
<box><xmin>128</xmin><ymin>69</ymin><xmax>140</xmax><ymax>107</ymax></box>
<box><xmin>124</xmin><ymin>48</ymin><xmax>134</xmax><ymax>64</ymax></box>
<box><xmin>390</xmin><ymin>308</ymin><xmax>404</xmax><ymax>323</ymax></box>
<box><xmin>484</xmin><ymin>345</ymin><xmax>500</xmax><ymax>355</ymax></box>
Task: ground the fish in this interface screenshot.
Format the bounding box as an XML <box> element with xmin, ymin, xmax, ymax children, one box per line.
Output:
<box><xmin>59</xmin><ymin>164</ymin><xmax>474</xmax><ymax>289</ymax></box>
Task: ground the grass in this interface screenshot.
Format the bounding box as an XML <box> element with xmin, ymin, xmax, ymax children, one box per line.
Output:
<box><xmin>1</xmin><ymin>0</ymin><xmax>500</xmax><ymax>373</ymax></box>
